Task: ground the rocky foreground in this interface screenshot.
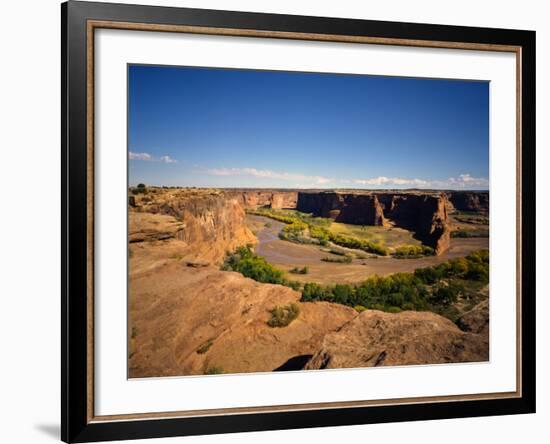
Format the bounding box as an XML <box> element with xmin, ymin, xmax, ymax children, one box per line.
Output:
<box><xmin>128</xmin><ymin>188</ymin><xmax>489</xmax><ymax>377</ymax></box>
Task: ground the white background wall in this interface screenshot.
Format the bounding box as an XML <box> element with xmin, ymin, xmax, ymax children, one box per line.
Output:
<box><xmin>0</xmin><ymin>1</ymin><xmax>547</xmax><ymax>443</ymax></box>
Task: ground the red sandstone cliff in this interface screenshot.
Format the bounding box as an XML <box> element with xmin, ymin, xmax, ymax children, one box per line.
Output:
<box><xmin>227</xmin><ymin>190</ymin><xmax>297</xmax><ymax>209</ymax></box>
<box><xmin>446</xmin><ymin>191</ymin><xmax>489</xmax><ymax>214</ymax></box>
<box><xmin>297</xmin><ymin>191</ymin><xmax>451</xmax><ymax>254</ymax></box>
<box><xmin>131</xmin><ymin>189</ymin><xmax>256</xmax><ymax>264</ymax></box>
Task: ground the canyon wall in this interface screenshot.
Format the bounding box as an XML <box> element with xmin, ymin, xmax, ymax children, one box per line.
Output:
<box><xmin>297</xmin><ymin>191</ymin><xmax>451</xmax><ymax>254</ymax></box>
<box><xmin>378</xmin><ymin>193</ymin><xmax>451</xmax><ymax>254</ymax></box>
<box><xmin>130</xmin><ymin>189</ymin><xmax>256</xmax><ymax>264</ymax></box>
<box><xmin>446</xmin><ymin>191</ymin><xmax>489</xmax><ymax>214</ymax></box>
<box><xmin>227</xmin><ymin>190</ymin><xmax>297</xmax><ymax>209</ymax></box>
<box><xmin>296</xmin><ymin>192</ymin><xmax>387</xmax><ymax>226</ymax></box>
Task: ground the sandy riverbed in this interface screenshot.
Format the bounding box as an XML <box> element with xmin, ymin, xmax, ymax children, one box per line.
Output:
<box><xmin>248</xmin><ymin>214</ymin><xmax>489</xmax><ymax>285</ymax></box>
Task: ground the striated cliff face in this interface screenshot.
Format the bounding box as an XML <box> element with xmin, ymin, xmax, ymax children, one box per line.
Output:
<box><xmin>379</xmin><ymin>193</ymin><xmax>451</xmax><ymax>254</ymax></box>
<box><xmin>297</xmin><ymin>191</ymin><xmax>451</xmax><ymax>254</ymax></box>
<box><xmin>297</xmin><ymin>193</ymin><xmax>387</xmax><ymax>226</ymax></box>
<box><xmin>447</xmin><ymin>191</ymin><xmax>489</xmax><ymax>214</ymax></box>
<box><xmin>227</xmin><ymin>190</ymin><xmax>297</xmax><ymax>209</ymax></box>
<box><xmin>130</xmin><ymin>189</ymin><xmax>256</xmax><ymax>264</ymax></box>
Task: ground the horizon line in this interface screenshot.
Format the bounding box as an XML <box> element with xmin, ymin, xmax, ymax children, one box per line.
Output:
<box><xmin>129</xmin><ymin>185</ymin><xmax>489</xmax><ymax>192</ymax></box>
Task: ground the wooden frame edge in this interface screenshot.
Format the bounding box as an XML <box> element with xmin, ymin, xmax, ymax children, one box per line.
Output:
<box><xmin>85</xmin><ymin>18</ymin><xmax>524</xmax><ymax>424</ymax></box>
<box><xmin>89</xmin><ymin>19</ymin><xmax>522</xmax><ymax>53</ymax></box>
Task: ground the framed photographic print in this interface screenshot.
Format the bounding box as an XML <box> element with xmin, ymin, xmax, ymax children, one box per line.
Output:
<box><xmin>61</xmin><ymin>1</ymin><xmax>536</xmax><ymax>442</ymax></box>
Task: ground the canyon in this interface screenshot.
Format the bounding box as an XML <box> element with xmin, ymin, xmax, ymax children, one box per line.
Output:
<box><xmin>226</xmin><ymin>189</ymin><xmax>489</xmax><ymax>255</ymax></box>
<box><xmin>296</xmin><ymin>191</ymin><xmax>451</xmax><ymax>254</ymax></box>
<box><xmin>128</xmin><ymin>187</ymin><xmax>489</xmax><ymax>377</ymax></box>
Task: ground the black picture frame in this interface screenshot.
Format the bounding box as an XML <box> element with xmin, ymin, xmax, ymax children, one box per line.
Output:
<box><xmin>62</xmin><ymin>1</ymin><xmax>536</xmax><ymax>442</ymax></box>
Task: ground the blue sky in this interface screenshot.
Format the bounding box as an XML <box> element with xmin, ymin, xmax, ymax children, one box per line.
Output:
<box><xmin>128</xmin><ymin>65</ymin><xmax>489</xmax><ymax>190</ymax></box>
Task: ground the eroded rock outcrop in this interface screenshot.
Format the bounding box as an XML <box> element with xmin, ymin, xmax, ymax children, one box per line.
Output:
<box><xmin>128</xmin><ymin>212</ymin><xmax>184</xmax><ymax>243</ymax></box>
<box><xmin>305</xmin><ymin>310</ymin><xmax>489</xmax><ymax>370</ymax></box>
<box><xmin>128</xmin><ymin>260</ymin><xmax>357</xmax><ymax>377</ymax></box>
<box><xmin>131</xmin><ymin>189</ymin><xmax>256</xmax><ymax>264</ymax></box>
<box><xmin>456</xmin><ymin>299</ymin><xmax>489</xmax><ymax>335</ymax></box>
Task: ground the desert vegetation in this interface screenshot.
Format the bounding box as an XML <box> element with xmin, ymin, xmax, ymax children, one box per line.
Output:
<box><xmin>130</xmin><ymin>183</ymin><xmax>148</xmax><ymax>195</ymax></box>
<box><xmin>289</xmin><ymin>266</ymin><xmax>309</xmax><ymax>274</ymax></box>
<box><xmin>224</xmin><ymin>241</ymin><xmax>488</xmax><ymax>321</ymax></box>
<box><xmin>222</xmin><ymin>245</ymin><xmax>301</xmax><ymax>290</ymax></box>
<box><xmin>394</xmin><ymin>244</ymin><xmax>435</xmax><ymax>258</ymax></box>
<box><xmin>321</xmin><ymin>255</ymin><xmax>353</xmax><ymax>264</ymax></box>
<box><xmin>301</xmin><ymin>249</ymin><xmax>488</xmax><ymax>319</ymax></box>
<box><xmin>246</xmin><ymin>208</ymin><xmax>431</xmax><ymax>257</ymax></box>
<box><xmin>267</xmin><ymin>303</ymin><xmax>301</xmax><ymax>327</ymax></box>
<box><xmin>451</xmin><ymin>228</ymin><xmax>489</xmax><ymax>238</ymax></box>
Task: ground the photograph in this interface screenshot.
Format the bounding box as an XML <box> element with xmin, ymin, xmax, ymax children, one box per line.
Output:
<box><xmin>127</xmin><ymin>64</ymin><xmax>490</xmax><ymax>378</ymax></box>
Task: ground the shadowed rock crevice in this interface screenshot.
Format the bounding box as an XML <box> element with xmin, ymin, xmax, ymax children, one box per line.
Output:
<box><xmin>273</xmin><ymin>354</ymin><xmax>313</xmax><ymax>371</ymax></box>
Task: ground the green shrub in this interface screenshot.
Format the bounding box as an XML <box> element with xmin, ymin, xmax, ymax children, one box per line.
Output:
<box><xmin>466</xmin><ymin>263</ymin><xmax>489</xmax><ymax>282</ymax></box>
<box><xmin>204</xmin><ymin>366</ymin><xmax>224</xmax><ymax>375</ymax></box>
<box><xmin>309</xmin><ymin>225</ymin><xmax>330</xmax><ymax>245</ymax></box>
<box><xmin>431</xmin><ymin>283</ymin><xmax>461</xmax><ymax>304</ymax></box>
<box><xmin>321</xmin><ymin>256</ymin><xmax>352</xmax><ymax>264</ymax></box>
<box><xmin>290</xmin><ymin>266</ymin><xmax>309</xmax><ymax>275</ymax></box>
<box><xmin>452</xmin><ymin>229</ymin><xmax>489</xmax><ymax>238</ymax></box>
<box><xmin>223</xmin><ymin>246</ymin><xmax>301</xmax><ymax>290</ymax></box>
<box><xmin>325</xmin><ymin>232</ymin><xmax>389</xmax><ymax>256</ymax></box>
<box><xmin>299</xmin><ymin>250</ymin><xmax>488</xmax><ymax>313</ymax></box>
<box><xmin>387</xmin><ymin>306</ymin><xmax>402</xmax><ymax>313</ymax></box>
<box><xmin>354</xmin><ymin>305</ymin><xmax>367</xmax><ymax>312</ymax></box>
<box><xmin>327</xmin><ymin>247</ymin><xmax>349</xmax><ymax>256</ymax></box>
<box><xmin>414</xmin><ymin>250</ymin><xmax>489</xmax><ymax>285</ymax></box>
<box><xmin>282</xmin><ymin>221</ymin><xmax>308</xmax><ymax>236</ymax></box>
<box><xmin>286</xmin><ymin>280</ymin><xmax>302</xmax><ymax>291</ymax></box>
<box><xmin>267</xmin><ymin>303</ymin><xmax>300</xmax><ymax>327</ymax></box>
<box><xmin>132</xmin><ymin>183</ymin><xmax>148</xmax><ymax>195</ymax></box>
<box><xmin>394</xmin><ymin>245</ymin><xmax>435</xmax><ymax>258</ymax></box>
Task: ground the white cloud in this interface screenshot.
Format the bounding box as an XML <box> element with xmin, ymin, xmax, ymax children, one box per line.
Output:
<box><xmin>445</xmin><ymin>173</ymin><xmax>489</xmax><ymax>188</ymax></box>
<box><xmin>129</xmin><ymin>152</ymin><xmax>177</xmax><ymax>164</ymax></box>
<box><xmin>354</xmin><ymin>176</ymin><xmax>429</xmax><ymax>187</ymax></box>
<box><xmin>203</xmin><ymin>166</ymin><xmax>487</xmax><ymax>190</ymax></box>
<box><xmin>354</xmin><ymin>173</ymin><xmax>488</xmax><ymax>189</ymax></box>
<box><xmin>206</xmin><ymin>167</ymin><xmax>333</xmax><ymax>185</ymax></box>
<box><xmin>159</xmin><ymin>155</ymin><xmax>178</xmax><ymax>164</ymax></box>
<box><xmin>129</xmin><ymin>152</ymin><xmax>152</xmax><ymax>161</ymax></box>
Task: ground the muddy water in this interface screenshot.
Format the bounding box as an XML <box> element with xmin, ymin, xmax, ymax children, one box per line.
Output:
<box><xmin>248</xmin><ymin>215</ymin><xmax>489</xmax><ymax>285</ymax></box>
